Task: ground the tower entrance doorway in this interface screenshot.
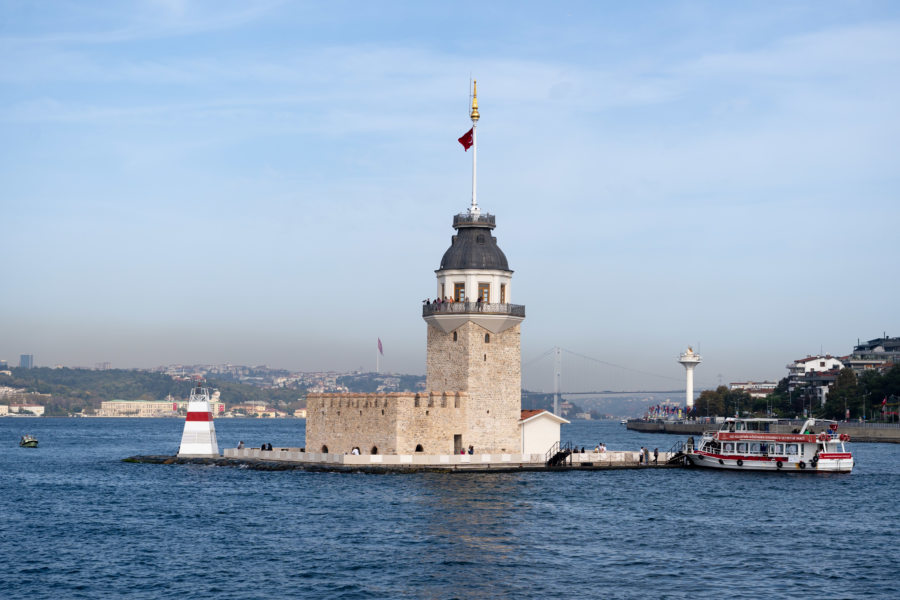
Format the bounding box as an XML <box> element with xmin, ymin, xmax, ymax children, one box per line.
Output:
<box><xmin>454</xmin><ymin>434</ymin><xmax>463</xmax><ymax>455</ymax></box>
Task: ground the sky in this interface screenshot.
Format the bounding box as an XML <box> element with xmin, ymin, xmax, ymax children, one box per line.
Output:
<box><xmin>1</xmin><ymin>1</ymin><xmax>898</xmax><ymax>391</ymax></box>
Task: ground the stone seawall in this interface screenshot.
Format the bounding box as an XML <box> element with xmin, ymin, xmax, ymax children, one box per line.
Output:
<box><xmin>122</xmin><ymin>449</ymin><xmax>682</xmax><ymax>473</ymax></box>
<box><xmin>626</xmin><ymin>420</ymin><xmax>900</xmax><ymax>443</ymax></box>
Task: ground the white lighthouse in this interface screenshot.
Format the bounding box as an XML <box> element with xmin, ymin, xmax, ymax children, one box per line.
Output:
<box><xmin>678</xmin><ymin>347</ymin><xmax>702</xmax><ymax>411</ymax></box>
<box><xmin>177</xmin><ymin>382</ymin><xmax>219</xmax><ymax>457</ymax></box>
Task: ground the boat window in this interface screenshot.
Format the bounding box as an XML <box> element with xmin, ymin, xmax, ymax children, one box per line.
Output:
<box><xmin>736</xmin><ymin>422</ymin><xmax>746</xmax><ymax>431</ymax></box>
<box><xmin>762</xmin><ymin>423</ymin><xmax>771</xmax><ymax>432</ymax></box>
<box><xmin>749</xmin><ymin>443</ymin><xmax>761</xmax><ymax>454</ymax></box>
<box><xmin>786</xmin><ymin>444</ymin><xmax>798</xmax><ymax>455</ymax></box>
<box><xmin>760</xmin><ymin>443</ymin><xmax>768</xmax><ymax>454</ymax></box>
<box><xmin>774</xmin><ymin>444</ymin><xmax>784</xmax><ymax>454</ymax></box>
<box><xmin>736</xmin><ymin>443</ymin><xmax>747</xmax><ymax>453</ymax></box>
<box><xmin>724</xmin><ymin>443</ymin><xmax>734</xmax><ymax>453</ymax></box>
<box><xmin>747</xmin><ymin>422</ymin><xmax>759</xmax><ymax>431</ymax></box>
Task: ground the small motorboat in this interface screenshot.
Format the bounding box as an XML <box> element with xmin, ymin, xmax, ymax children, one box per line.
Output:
<box><xmin>19</xmin><ymin>435</ymin><xmax>38</xmax><ymax>448</ymax></box>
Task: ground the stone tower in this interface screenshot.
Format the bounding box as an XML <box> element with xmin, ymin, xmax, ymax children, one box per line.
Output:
<box><xmin>423</xmin><ymin>210</ymin><xmax>525</xmax><ymax>453</ymax></box>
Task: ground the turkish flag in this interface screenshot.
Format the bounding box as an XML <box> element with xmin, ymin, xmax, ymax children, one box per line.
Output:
<box><xmin>458</xmin><ymin>128</ymin><xmax>474</xmax><ymax>151</ymax></box>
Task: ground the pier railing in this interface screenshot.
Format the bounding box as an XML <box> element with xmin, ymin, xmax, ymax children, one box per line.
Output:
<box><xmin>422</xmin><ymin>302</ymin><xmax>525</xmax><ymax>318</ymax></box>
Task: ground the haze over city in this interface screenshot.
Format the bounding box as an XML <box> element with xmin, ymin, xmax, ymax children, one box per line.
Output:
<box><xmin>2</xmin><ymin>1</ymin><xmax>898</xmax><ymax>389</ymax></box>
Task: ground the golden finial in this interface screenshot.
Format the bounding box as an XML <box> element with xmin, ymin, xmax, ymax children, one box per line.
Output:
<box><xmin>470</xmin><ymin>79</ymin><xmax>480</xmax><ymax>122</ymax></box>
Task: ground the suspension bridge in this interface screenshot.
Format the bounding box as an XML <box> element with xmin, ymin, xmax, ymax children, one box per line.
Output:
<box><xmin>522</xmin><ymin>346</ymin><xmax>707</xmax><ymax>413</ymax></box>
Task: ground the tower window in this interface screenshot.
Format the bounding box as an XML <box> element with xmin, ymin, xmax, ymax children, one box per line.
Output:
<box><xmin>453</xmin><ymin>331</ymin><xmax>458</xmax><ymax>342</ymax></box>
<box><xmin>484</xmin><ymin>333</ymin><xmax>490</xmax><ymax>343</ymax></box>
<box><xmin>500</xmin><ymin>284</ymin><xmax>506</xmax><ymax>303</ymax></box>
<box><xmin>455</xmin><ymin>396</ymin><xmax>460</xmax><ymax>408</ymax></box>
<box><xmin>454</xmin><ymin>283</ymin><xmax>465</xmax><ymax>302</ymax></box>
<box><xmin>478</xmin><ymin>283</ymin><xmax>490</xmax><ymax>303</ymax></box>
<box><xmin>414</xmin><ymin>397</ymin><xmax>420</xmax><ymax>408</ymax></box>
<box><xmin>415</xmin><ymin>444</ymin><xmax>424</xmax><ymax>453</ymax></box>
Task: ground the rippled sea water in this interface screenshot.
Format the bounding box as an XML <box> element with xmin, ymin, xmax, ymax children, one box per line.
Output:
<box><xmin>2</xmin><ymin>418</ymin><xmax>897</xmax><ymax>599</ymax></box>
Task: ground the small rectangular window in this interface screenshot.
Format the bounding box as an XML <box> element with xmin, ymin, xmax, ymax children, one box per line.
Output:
<box><xmin>454</xmin><ymin>283</ymin><xmax>465</xmax><ymax>302</ymax></box>
<box><xmin>500</xmin><ymin>284</ymin><xmax>506</xmax><ymax>303</ymax></box>
<box><xmin>478</xmin><ymin>283</ymin><xmax>490</xmax><ymax>303</ymax></box>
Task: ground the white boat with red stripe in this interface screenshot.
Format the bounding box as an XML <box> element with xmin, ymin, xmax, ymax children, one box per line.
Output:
<box><xmin>684</xmin><ymin>417</ymin><xmax>853</xmax><ymax>473</ymax></box>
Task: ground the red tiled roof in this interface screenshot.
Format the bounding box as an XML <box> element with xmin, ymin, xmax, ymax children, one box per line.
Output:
<box><xmin>520</xmin><ymin>409</ymin><xmax>546</xmax><ymax>420</ymax></box>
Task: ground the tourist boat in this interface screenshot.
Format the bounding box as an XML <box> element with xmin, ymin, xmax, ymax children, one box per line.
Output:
<box><xmin>684</xmin><ymin>417</ymin><xmax>853</xmax><ymax>473</ymax></box>
<box><xmin>19</xmin><ymin>435</ymin><xmax>38</xmax><ymax>448</ymax></box>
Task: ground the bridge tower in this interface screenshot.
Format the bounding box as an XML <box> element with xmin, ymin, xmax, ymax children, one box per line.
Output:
<box><xmin>422</xmin><ymin>81</ymin><xmax>526</xmax><ymax>453</ymax></box>
<box><xmin>678</xmin><ymin>347</ymin><xmax>702</xmax><ymax>410</ymax></box>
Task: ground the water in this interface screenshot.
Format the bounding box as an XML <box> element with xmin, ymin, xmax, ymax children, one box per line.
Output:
<box><xmin>2</xmin><ymin>418</ymin><xmax>897</xmax><ymax>599</ymax></box>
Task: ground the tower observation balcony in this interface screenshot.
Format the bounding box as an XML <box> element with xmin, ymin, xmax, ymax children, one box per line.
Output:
<box><xmin>453</xmin><ymin>213</ymin><xmax>496</xmax><ymax>229</ymax></box>
<box><xmin>422</xmin><ymin>302</ymin><xmax>525</xmax><ymax>318</ymax></box>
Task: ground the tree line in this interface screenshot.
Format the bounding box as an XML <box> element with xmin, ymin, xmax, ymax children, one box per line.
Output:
<box><xmin>0</xmin><ymin>367</ymin><xmax>307</xmax><ymax>416</ymax></box>
<box><xmin>693</xmin><ymin>365</ymin><xmax>900</xmax><ymax>421</ymax></box>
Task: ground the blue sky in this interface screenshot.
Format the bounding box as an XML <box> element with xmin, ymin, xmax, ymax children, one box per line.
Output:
<box><xmin>1</xmin><ymin>1</ymin><xmax>898</xmax><ymax>391</ymax></box>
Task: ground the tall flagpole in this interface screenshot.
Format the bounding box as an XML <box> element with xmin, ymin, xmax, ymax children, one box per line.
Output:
<box><xmin>470</xmin><ymin>80</ymin><xmax>480</xmax><ymax>215</ymax></box>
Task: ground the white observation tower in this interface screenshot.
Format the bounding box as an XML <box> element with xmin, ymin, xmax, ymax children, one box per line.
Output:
<box><xmin>678</xmin><ymin>347</ymin><xmax>702</xmax><ymax>411</ymax></box>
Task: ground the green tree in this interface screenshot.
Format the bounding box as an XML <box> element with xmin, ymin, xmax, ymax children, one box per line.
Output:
<box><xmin>822</xmin><ymin>368</ymin><xmax>859</xmax><ymax>420</ymax></box>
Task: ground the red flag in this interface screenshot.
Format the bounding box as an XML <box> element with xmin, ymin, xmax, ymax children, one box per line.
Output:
<box><xmin>458</xmin><ymin>128</ymin><xmax>473</xmax><ymax>151</ymax></box>
<box><xmin>377</xmin><ymin>338</ymin><xmax>383</xmax><ymax>356</ymax></box>
<box><xmin>883</xmin><ymin>397</ymin><xmax>888</xmax><ymax>406</ymax></box>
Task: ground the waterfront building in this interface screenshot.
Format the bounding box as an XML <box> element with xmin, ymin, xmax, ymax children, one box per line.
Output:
<box><xmin>786</xmin><ymin>355</ymin><xmax>845</xmax><ymax>407</ymax></box>
<box><xmin>0</xmin><ymin>405</ymin><xmax>8</xmax><ymax>416</ymax></box>
<box><xmin>787</xmin><ymin>355</ymin><xmax>844</xmax><ymax>391</ymax></box>
<box><xmin>8</xmin><ymin>404</ymin><xmax>45</xmax><ymax>416</ymax></box>
<box><xmin>99</xmin><ymin>400</ymin><xmax>179</xmax><ymax>417</ymax></box>
<box><xmin>98</xmin><ymin>393</ymin><xmax>224</xmax><ymax>417</ymax></box>
<box><xmin>729</xmin><ymin>381</ymin><xmax>778</xmax><ymax>399</ymax></box>
<box><xmin>846</xmin><ymin>335</ymin><xmax>899</xmax><ymax>374</ymax></box>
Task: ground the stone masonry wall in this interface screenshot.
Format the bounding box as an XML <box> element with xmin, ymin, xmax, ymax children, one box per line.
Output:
<box><xmin>461</xmin><ymin>322</ymin><xmax>522</xmax><ymax>454</ymax></box>
<box><xmin>306</xmin><ymin>391</ymin><xmax>470</xmax><ymax>455</ymax></box>
<box><xmin>426</xmin><ymin>321</ymin><xmax>522</xmax><ymax>454</ymax></box>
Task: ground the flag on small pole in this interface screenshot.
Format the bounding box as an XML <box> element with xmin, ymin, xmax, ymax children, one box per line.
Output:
<box><xmin>376</xmin><ymin>338</ymin><xmax>383</xmax><ymax>374</ymax></box>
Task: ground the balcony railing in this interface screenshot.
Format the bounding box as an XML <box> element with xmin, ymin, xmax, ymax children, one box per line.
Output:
<box><xmin>422</xmin><ymin>302</ymin><xmax>525</xmax><ymax>318</ymax></box>
<box><xmin>453</xmin><ymin>213</ymin><xmax>496</xmax><ymax>229</ymax></box>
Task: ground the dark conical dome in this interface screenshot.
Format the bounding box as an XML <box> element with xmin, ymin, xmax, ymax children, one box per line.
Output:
<box><xmin>438</xmin><ymin>212</ymin><xmax>511</xmax><ymax>272</ymax></box>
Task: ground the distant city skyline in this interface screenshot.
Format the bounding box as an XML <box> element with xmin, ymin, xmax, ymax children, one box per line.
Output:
<box><xmin>2</xmin><ymin>2</ymin><xmax>898</xmax><ymax>389</ymax></box>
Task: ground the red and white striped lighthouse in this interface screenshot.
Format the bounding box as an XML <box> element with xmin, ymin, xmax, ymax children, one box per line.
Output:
<box><xmin>177</xmin><ymin>383</ymin><xmax>219</xmax><ymax>457</ymax></box>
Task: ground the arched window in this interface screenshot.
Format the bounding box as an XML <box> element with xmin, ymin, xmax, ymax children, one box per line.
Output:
<box><xmin>371</xmin><ymin>446</ymin><xmax>378</xmax><ymax>455</ymax></box>
<box><xmin>484</xmin><ymin>333</ymin><xmax>490</xmax><ymax>343</ymax></box>
<box><xmin>452</xmin><ymin>331</ymin><xmax>458</xmax><ymax>342</ymax></box>
<box><xmin>414</xmin><ymin>396</ymin><xmax>420</xmax><ymax>408</ymax></box>
<box><xmin>321</xmin><ymin>445</ymin><xmax>329</xmax><ymax>453</ymax></box>
<box><xmin>415</xmin><ymin>444</ymin><xmax>424</xmax><ymax>453</ymax></box>
<box><xmin>427</xmin><ymin>396</ymin><xmax>434</xmax><ymax>407</ymax></box>
<box><xmin>454</xmin><ymin>396</ymin><xmax>460</xmax><ymax>408</ymax></box>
